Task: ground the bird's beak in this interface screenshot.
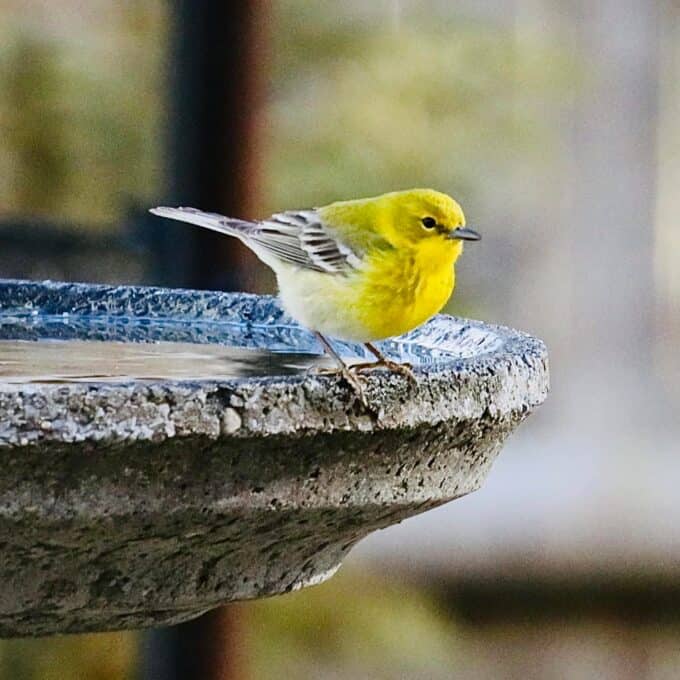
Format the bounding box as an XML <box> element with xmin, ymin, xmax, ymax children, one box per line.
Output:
<box><xmin>448</xmin><ymin>227</ymin><xmax>481</xmax><ymax>241</ymax></box>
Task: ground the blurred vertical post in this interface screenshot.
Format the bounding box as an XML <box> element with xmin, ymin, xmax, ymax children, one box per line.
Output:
<box><xmin>144</xmin><ymin>1</ymin><xmax>268</xmax><ymax>679</ymax></box>
<box><xmin>143</xmin><ymin>606</ymin><xmax>248</xmax><ymax>680</ymax></box>
<box><xmin>153</xmin><ymin>0</ymin><xmax>267</xmax><ymax>291</ymax></box>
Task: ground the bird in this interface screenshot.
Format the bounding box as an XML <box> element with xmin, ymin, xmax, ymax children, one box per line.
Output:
<box><xmin>150</xmin><ymin>189</ymin><xmax>480</xmax><ymax>404</ymax></box>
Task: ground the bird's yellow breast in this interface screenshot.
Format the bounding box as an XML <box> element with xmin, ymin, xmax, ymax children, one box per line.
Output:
<box><xmin>276</xmin><ymin>239</ymin><xmax>460</xmax><ymax>343</ymax></box>
<box><xmin>355</xmin><ymin>239</ymin><xmax>458</xmax><ymax>340</ymax></box>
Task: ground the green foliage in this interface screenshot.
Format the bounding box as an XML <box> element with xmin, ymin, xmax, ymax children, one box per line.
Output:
<box><xmin>0</xmin><ymin>632</ymin><xmax>136</xmax><ymax>680</ymax></box>
<box><xmin>249</xmin><ymin>567</ymin><xmax>462</xmax><ymax>680</ymax></box>
<box><xmin>0</xmin><ymin>36</ymin><xmax>70</xmax><ymax>216</ymax></box>
<box><xmin>267</xmin><ymin>1</ymin><xmax>575</xmax><ymax>212</ymax></box>
<box><xmin>0</xmin><ymin>4</ymin><xmax>166</xmax><ymax>227</ymax></box>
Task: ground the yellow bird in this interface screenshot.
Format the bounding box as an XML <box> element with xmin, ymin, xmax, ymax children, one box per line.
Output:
<box><xmin>150</xmin><ymin>189</ymin><xmax>479</xmax><ymax>399</ymax></box>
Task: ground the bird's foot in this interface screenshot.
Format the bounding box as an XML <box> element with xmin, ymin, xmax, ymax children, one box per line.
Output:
<box><xmin>350</xmin><ymin>359</ymin><xmax>417</xmax><ymax>387</ymax></box>
<box><xmin>311</xmin><ymin>365</ymin><xmax>370</xmax><ymax>409</ymax></box>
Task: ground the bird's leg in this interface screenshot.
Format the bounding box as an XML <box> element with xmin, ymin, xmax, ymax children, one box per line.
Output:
<box><xmin>351</xmin><ymin>342</ymin><xmax>417</xmax><ymax>385</ymax></box>
<box><xmin>313</xmin><ymin>332</ymin><xmax>369</xmax><ymax>407</ymax></box>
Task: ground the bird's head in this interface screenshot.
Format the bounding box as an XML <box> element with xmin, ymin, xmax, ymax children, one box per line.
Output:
<box><xmin>381</xmin><ymin>189</ymin><xmax>481</xmax><ymax>252</ymax></box>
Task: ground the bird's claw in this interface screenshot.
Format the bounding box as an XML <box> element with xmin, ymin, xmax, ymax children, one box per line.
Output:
<box><xmin>350</xmin><ymin>359</ymin><xmax>418</xmax><ymax>387</ymax></box>
<box><xmin>311</xmin><ymin>357</ymin><xmax>417</xmax><ymax>412</ymax></box>
<box><xmin>311</xmin><ymin>365</ymin><xmax>370</xmax><ymax>409</ymax></box>
<box><xmin>341</xmin><ymin>367</ymin><xmax>370</xmax><ymax>409</ymax></box>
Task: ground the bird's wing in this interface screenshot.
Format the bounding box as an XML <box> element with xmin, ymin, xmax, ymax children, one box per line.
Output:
<box><xmin>150</xmin><ymin>207</ymin><xmax>362</xmax><ymax>274</ymax></box>
<box><xmin>256</xmin><ymin>210</ymin><xmax>363</xmax><ymax>273</ymax></box>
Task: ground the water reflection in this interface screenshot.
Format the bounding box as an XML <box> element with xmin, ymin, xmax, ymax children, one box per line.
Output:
<box><xmin>0</xmin><ymin>338</ymin><xmax>334</xmax><ymax>383</ymax></box>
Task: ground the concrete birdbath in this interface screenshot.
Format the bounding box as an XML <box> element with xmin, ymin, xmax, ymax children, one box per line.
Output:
<box><xmin>0</xmin><ymin>278</ymin><xmax>548</xmax><ymax>637</ymax></box>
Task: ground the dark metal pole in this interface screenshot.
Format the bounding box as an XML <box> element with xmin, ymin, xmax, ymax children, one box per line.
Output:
<box><xmin>144</xmin><ymin>1</ymin><xmax>268</xmax><ymax>679</ymax></box>
<box><xmin>153</xmin><ymin>0</ymin><xmax>267</xmax><ymax>291</ymax></box>
<box><xmin>142</xmin><ymin>607</ymin><xmax>248</xmax><ymax>680</ymax></box>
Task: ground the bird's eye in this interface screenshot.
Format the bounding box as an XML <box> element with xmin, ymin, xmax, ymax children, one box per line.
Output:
<box><xmin>421</xmin><ymin>217</ymin><xmax>437</xmax><ymax>230</ymax></box>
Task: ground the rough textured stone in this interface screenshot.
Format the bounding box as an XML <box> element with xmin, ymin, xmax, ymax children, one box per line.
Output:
<box><xmin>0</xmin><ymin>279</ymin><xmax>549</xmax><ymax>637</ymax></box>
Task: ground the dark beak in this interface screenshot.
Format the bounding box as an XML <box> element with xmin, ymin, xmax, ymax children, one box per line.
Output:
<box><xmin>448</xmin><ymin>227</ymin><xmax>481</xmax><ymax>241</ymax></box>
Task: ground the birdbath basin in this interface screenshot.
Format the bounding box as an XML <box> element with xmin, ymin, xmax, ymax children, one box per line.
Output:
<box><xmin>0</xmin><ymin>279</ymin><xmax>548</xmax><ymax>637</ymax></box>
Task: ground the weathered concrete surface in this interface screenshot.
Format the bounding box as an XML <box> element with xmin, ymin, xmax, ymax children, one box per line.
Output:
<box><xmin>0</xmin><ymin>279</ymin><xmax>549</xmax><ymax>636</ymax></box>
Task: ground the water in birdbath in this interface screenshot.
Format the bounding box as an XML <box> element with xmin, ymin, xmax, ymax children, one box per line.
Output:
<box><xmin>0</xmin><ymin>282</ymin><xmax>503</xmax><ymax>385</ymax></box>
<box><xmin>0</xmin><ymin>338</ymin><xmax>335</xmax><ymax>384</ymax></box>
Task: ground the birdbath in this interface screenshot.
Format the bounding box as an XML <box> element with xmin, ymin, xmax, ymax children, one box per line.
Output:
<box><xmin>0</xmin><ymin>278</ymin><xmax>548</xmax><ymax>637</ymax></box>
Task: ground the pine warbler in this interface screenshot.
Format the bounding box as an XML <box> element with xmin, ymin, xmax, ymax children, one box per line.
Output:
<box><xmin>151</xmin><ymin>189</ymin><xmax>480</xmax><ymax>399</ymax></box>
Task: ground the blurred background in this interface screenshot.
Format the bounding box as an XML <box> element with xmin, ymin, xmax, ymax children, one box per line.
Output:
<box><xmin>0</xmin><ymin>0</ymin><xmax>679</xmax><ymax>678</ymax></box>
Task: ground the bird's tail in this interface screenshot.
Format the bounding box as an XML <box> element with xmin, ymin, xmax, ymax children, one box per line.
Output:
<box><xmin>149</xmin><ymin>206</ymin><xmax>253</xmax><ymax>239</ymax></box>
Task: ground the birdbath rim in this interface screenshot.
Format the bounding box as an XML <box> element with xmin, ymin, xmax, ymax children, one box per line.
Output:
<box><xmin>0</xmin><ymin>278</ymin><xmax>548</xmax><ymax>439</ymax></box>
